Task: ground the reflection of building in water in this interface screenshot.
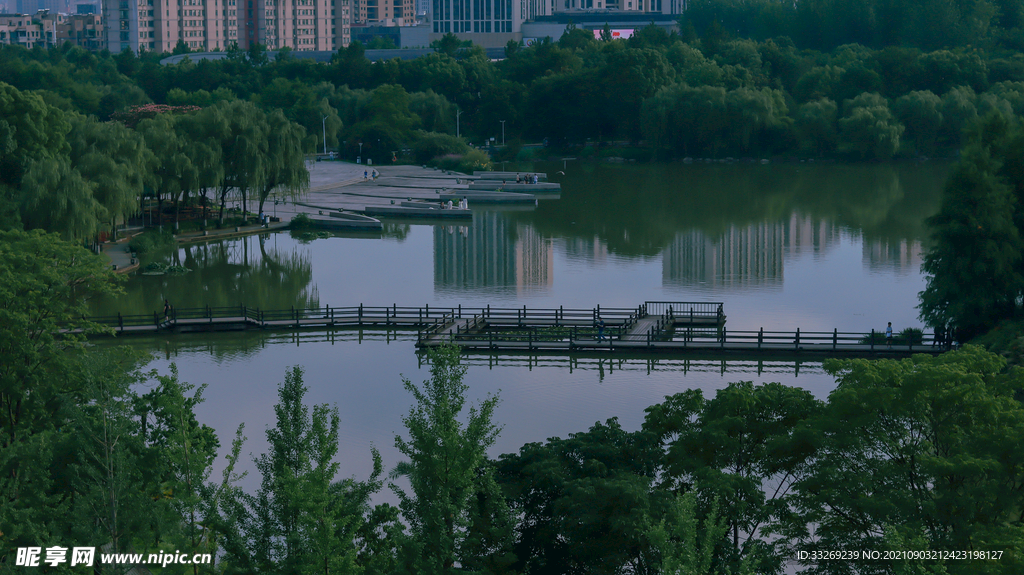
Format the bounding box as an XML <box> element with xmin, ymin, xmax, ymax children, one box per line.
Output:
<box><xmin>784</xmin><ymin>214</ymin><xmax>841</xmax><ymax>257</ymax></box>
<box><xmin>434</xmin><ymin>212</ymin><xmax>553</xmax><ymax>293</ymax></box>
<box><xmin>862</xmin><ymin>237</ymin><xmax>924</xmax><ymax>274</ymax></box>
<box><xmin>560</xmin><ymin>236</ymin><xmax>610</xmax><ymax>265</ymax></box>
<box><xmin>662</xmin><ymin>214</ymin><xmax>840</xmax><ymax>290</ymax></box>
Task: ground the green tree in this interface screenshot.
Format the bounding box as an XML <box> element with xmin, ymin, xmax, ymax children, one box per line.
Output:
<box><xmin>495</xmin><ymin>418</ymin><xmax>660</xmax><ymax>574</ymax></box>
<box><xmin>139</xmin><ymin>366</ymin><xmax>221</xmax><ymax>574</ymax></box>
<box><xmin>431</xmin><ymin>33</ymin><xmax>464</xmax><ymax>58</ymax></box>
<box><xmin>67</xmin><ymin>348</ymin><xmax>155</xmax><ymax>558</ymax></box>
<box><xmin>788</xmin><ymin>347</ymin><xmax>1024</xmax><ymax>575</ymax></box>
<box><xmin>255</xmin><ymin>109</ymin><xmax>309</xmax><ymax>218</ymax></box>
<box><xmin>19</xmin><ymin>157</ymin><xmax>100</xmax><ymax>240</ymax></box>
<box><xmin>838</xmin><ymin>94</ymin><xmax>904</xmax><ymax>159</ymax></box>
<box><xmin>894</xmin><ymin>90</ymin><xmax>943</xmax><ymax>154</ymax></box>
<box><xmin>229</xmin><ymin>366</ymin><xmax>374</xmax><ymax>575</ymax></box>
<box><xmin>644</xmin><ymin>382</ymin><xmax>820</xmax><ymax>574</ymax></box>
<box><xmin>649</xmin><ymin>493</ymin><xmax>755</xmax><ymax>575</ymax></box>
<box><xmin>919</xmin><ymin>123</ymin><xmax>1024</xmax><ymax>340</ymax></box>
<box><xmin>0</xmin><ymin>230</ymin><xmax>121</xmax><ymax>559</ymax></box>
<box><xmin>796</xmin><ymin>97</ymin><xmax>839</xmax><ymax>155</ymax></box>
<box><xmin>391</xmin><ymin>344</ymin><xmax>502</xmax><ymax>575</ymax></box>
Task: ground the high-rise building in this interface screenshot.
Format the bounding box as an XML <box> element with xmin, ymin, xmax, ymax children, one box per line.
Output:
<box><xmin>353</xmin><ymin>0</ymin><xmax>412</xmax><ymax>25</ymax></box>
<box><xmin>102</xmin><ymin>0</ymin><xmax>351</xmax><ymax>53</ymax></box>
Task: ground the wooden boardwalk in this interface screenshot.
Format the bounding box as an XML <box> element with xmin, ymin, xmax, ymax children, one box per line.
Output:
<box><xmin>84</xmin><ymin>302</ymin><xmax>945</xmax><ymax>359</ymax></box>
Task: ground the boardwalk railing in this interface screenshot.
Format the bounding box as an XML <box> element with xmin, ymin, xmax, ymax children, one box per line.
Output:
<box><xmin>84</xmin><ymin>303</ymin><xmax>949</xmax><ymax>355</ymax></box>
<box><xmin>643</xmin><ymin>301</ymin><xmax>724</xmax><ymax>322</ymax></box>
<box><xmin>87</xmin><ymin>304</ymin><xmax>644</xmax><ymax>333</ymax></box>
<box><xmin>416</xmin><ymin>326</ymin><xmax>948</xmax><ymax>353</ymax></box>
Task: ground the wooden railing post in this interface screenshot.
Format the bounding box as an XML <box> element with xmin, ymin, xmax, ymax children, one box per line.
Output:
<box><xmin>833</xmin><ymin>328</ymin><xmax>838</xmax><ymax>350</ymax></box>
<box><xmin>721</xmin><ymin>327</ymin><xmax>726</xmax><ymax>348</ymax></box>
<box><xmin>758</xmin><ymin>327</ymin><xmax>763</xmax><ymax>349</ymax></box>
<box><xmin>871</xmin><ymin>329</ymin><xmax>875</xmax><ymax>350</ymax></box>
<box><xmin>795</xmin><ymin>328</ymin><xmax>800</xmax><ymax>350</ymax></box>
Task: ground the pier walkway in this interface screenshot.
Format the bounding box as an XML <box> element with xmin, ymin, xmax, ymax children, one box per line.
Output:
<box><xmin>85</xmin><ymin>301</ymin><xmax>944</xmax><ymax>358</ymax></box>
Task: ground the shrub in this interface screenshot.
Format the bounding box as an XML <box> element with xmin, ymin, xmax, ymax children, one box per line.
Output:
<box><xmin>412</xmin><ymin>130</ymin><xmax>468</xmax><ymax>164</ymax></box>
<box><xmin>290</xmin><ymin>212</ymin><xmax>314</xmax><ymax>230</ymax></box>
<box><xmin>433</xmin><ymin>149</ymin><xmax>492</xmax><ymax>173</ymax></box>
<box><xmin>127</xmin><ymin>230</ymin><xmax>175</xmax><ymax>254</ymax></box>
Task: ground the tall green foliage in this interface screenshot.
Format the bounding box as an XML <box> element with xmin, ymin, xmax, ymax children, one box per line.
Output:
<box><xmin>221</xmin><ymin>366</ymin><xmax>377</xmax><ymax>575</ymax></box>
<box><xmin>391</xmin><ymin>344</ymin><xmax>502</xmax><ymax>575</ymax></box>
<box><xmin>919</xmin><ymin>114</ymin><xmax>1024</xmax><ymax>340</ymax></box>
<box><xmin>787</xmin><ymin>347</ymin><xmax>1024</xmax><ymax>575</ymax></box>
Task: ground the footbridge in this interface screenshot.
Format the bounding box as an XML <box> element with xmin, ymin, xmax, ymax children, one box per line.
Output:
<box><xmin>86</xmin><ymin>302</ymin><xmax>944</xmax><ymax>358</ymax></box>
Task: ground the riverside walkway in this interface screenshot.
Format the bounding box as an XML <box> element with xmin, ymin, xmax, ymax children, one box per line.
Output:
<box><xmin>87</xmin><ymin>301</ymin><xmax>943</xmax><ymax>358</ymax></box>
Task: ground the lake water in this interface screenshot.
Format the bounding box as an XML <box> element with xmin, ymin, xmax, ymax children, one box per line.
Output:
<box><xmin>93</xmin><ymin>160</ymin><xmax>949</xmax><ymax>489</ymax></box>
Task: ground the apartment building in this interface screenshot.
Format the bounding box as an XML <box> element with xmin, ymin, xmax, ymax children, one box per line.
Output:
<box><xmin>353</xmin><ymin>0</ymin><xmax>412</xmax><ymax>25</ymax></box>
<box><xmin>58</xmin><ymin>11</ymin><xmax>102</xmax><ymax>48</ymax></box>
<box><xmin>101</xmin><ymin>0</ymin><xmax>351</xmax><ymax>53</ymax></box>
<box><xmin>0</xmin><ymin>9</ymin><xmax>63</xmax><ymax>48</ymax></box>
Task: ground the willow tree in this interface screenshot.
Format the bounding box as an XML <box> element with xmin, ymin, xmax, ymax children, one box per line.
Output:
<box><xmin>19</xmin><ymin>157</ymin><xmax>100</xmax><ymax>240</ymax></box>
<box><xmin>175</xmin><ymin>113</ymin><xmax>224</xmax><ymax>227</ymax></box>
<box><xmin>69</xmin><ymin>114</ymin><xmax>151</xmax><ymax>238</ymax></box>
<box><xmin>196</xmin><ymin>100</ymin><xmax>268</xmax><ymax>224</ymax></box>
<box><xmin>256</xmin><ymin>109</ymin><xmax>309</xmax><ymax>218</ymax></box>
<box><xmin>139</xmin><ymin>114</ymin><xmax>194</xmax><ymax>230</ymax></box>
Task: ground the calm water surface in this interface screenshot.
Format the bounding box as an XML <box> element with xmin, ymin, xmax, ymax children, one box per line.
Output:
<box><xmin>95</xmin><ymin>161</ymin><xmax>949</xmax><ymax>488</ymax></box>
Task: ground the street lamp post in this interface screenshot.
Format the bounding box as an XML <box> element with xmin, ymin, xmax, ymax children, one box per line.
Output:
<box><xmin>500</xmin><ymin>120</ymin><xmax>506</xmax><ymax>146</ymax></box>
<box><xmin>322</xmin><ymin>115</ymin><xmax>328</xmax><ymax>155</ymax></box>
<box><xmin>358</xmin><ymin>142</ymin><xmax>363</xmax><ymax>161</ymax></box>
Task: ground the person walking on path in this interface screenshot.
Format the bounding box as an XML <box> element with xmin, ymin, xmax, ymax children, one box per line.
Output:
<box><xmin>886</xmin><ymin>322</ymin><xmax>893</xmax><ymax>348</ymax></box>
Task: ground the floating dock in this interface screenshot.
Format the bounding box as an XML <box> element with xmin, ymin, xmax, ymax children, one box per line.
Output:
<box><xmin>466</xmin><ymin>182</ymin><xmax>561</xmax><ymax>192</ymax></box>
<box><xmin>361</xmin><ymin>205</ymin><xmax>473</xmax><ymax>219</ymax></box>
<box><xmin>439</xmin><ymin>192</ymin><xmax>537</xmax><ymax>205</ymax></box>
<box><xmin>474</xmin><ymin>171</ymin><xmax>549</xmax><ymax>182</ymax></box>
<box><xmin>308</xmin><ymin>212</ymin><xmax>383</xmax><ymax>230</ymax></box>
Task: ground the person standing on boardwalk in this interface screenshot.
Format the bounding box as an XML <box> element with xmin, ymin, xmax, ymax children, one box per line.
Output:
<box><xmin>163</xmin><ymin>299</ymin><xmax>170</xmax><ymax>321</ymax></box>
<box><xmin>886</xmin><ymin>322</ymin><xmax>893</xmax><ymax>348</ymax></box>
<box><xmin>597</xmin><ymin>318</ymin><xmax>606</xmax><ymax>341</ymax></box>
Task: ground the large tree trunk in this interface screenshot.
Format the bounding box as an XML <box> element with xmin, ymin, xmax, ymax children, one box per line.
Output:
<box><xmin>156</xmin><ymin>191</ymin><xmax>164</xmax><ymax>229</ymax></box>
<box><xmin>218</xmin><ymin>183</ymin><xmax>228</xmax><ymax>224</ymax></box>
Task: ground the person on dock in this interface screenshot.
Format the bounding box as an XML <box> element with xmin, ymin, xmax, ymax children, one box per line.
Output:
<box><xmin>516</xmin><ymin>173</ymin><xmax>521</xmax><ymax>183</ymax></box>
<box><xmin>886</xmin><ymin>322</ymin><xmax>893</xmax><ymax>348</ymax></box>
<box><xmin>597</xmin><ymin>318</ymin><xmax>606</xmax><ymax>341</ymax></box>
<box><xmin>163</xmin><ymin>299</ymin><xmax>170</xmax><ymax>321</ymax></box>
<box><xmin>933</xmin><ymin>324</ymin><xmax>944</xmax><ymax>348</ymax></box>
